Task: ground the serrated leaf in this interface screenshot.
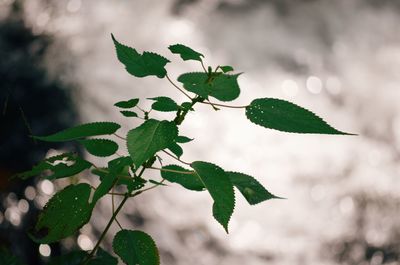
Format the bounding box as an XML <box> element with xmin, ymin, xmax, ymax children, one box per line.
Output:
<box><xmin>177</xmin><ymin>72</ymin><xmax>241</xmax><ymax>102</ymax></box>
<box><xmin>148</xmin><ymin>96</ymin><xmax>179</xmax><ymax>112</ymax></box>
<box><xmin>114</xmin><ymin>98</ymin><xmax>139</xmax><ymax>109</ymax></box>
<box><xmin>120</xmin><ymin>111</ymin><xmax>138</xmax><ymax>117</ymax></box>
<box><xmin>190</xmin><ymin>161</ymin><xmax>235</xmax><ymax>232</ymax></box>
<box><xmin>227</xmin><ymin>172</ymin><xmax>279</xmax><ymax>205</ymax></box>
<box><xmin>14</xmin><ymin>153</ymin><xmax>92</xmax><ymax>180</ymax></box>
<box><xmin>30</xmin><ymin>183</ymin><xmax>93</xmax><ymax>243</ymax></box>
<box><xmin>88</xmin><ymin>248</ymin><xmax>118</xmax><ymax>265</ymax></box>
<box><xmin>113</xmin><ymin>230</ymin><xmax>160</xmax><ymax>265</ymax></box>
<box><xmin>112</xmin><ymin>34</ymin><xmax>169</xmax><ymax>78</ymax></box>
<box><xmin>167</xmin><ymin>142</ymin><xmax>183</xmax><ymax>158</ymax></box>
<box><xmin>79</xmin><ymin>139</ymin><xmax>118</xmax><ymax>157</ymax></box>
<box><xmin>34</xmin><ymin>122</ymin><xmax>121</xmax><ymax>142</ymax></box>
<box><xmin>127</xmin><ymin>119</ymin><xmax>178</xmax><ymax>167</ymax></box>
<box><xmin>246</xmin><ymin>98</ymin><xmax>352</xmax><ymax>134</ymax></box>
<box><xmin>219</xmin><ymin>65</ymin><xmax>234</xmax><ymax>73</ymax></box>
<box><xmin>161</xmin><ymin>165</ymin><xmax>204</xmax><ymax>191</ymax></box>
<box><xmin>168</xmin><ymin>44</ymin><xmax>204</xmax><ymax>62</ymax></box>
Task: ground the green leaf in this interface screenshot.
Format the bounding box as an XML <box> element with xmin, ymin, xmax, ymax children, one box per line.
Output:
<box><xmin>219</xmin><ymin>65</ymin><xmax>234</xmax><ymax>73</ymax></box>
<box><xmin>127</xmin><ymin>119</ymin><xmax>178</xmax><ymax>167</ymax></box>
<box><xmin>176</xmin><ymin>135</ymin><xmax>193</xmax><ymax>143</ymax></box>
<box><xmin>168</xmin><ymin>44</ymin><xmax>204</xmax><ymax>62</ymax></box>
<box><xmin>113</xmin><ymin>230</ymin><xmax>160</xmax><ymax>265</ymax></box>
<box><xmin>34</xmin><ymin>122</ymin><xmax>121</xmax><ymax>142</ymax></box>
<box><xmin>14</xmin><ymin>153</ymin><xmax>92</xmax><ymax>180</ymax></box>
<box><xmin>177</xmin><ymin>72</ymin><xmax>241</xmax><ymax>102</ymax></box>
<box><xmin>246</xmin><ymin>98</ymin><xmax>351</xmax><ymax>134</ymax></box>
<box><xmin>88</xmin><ymin>248</ymin><xmax>118</xmax><ymax>265</ymax></box>
<box><xmin>120</xmin><ymin>111</ymin><xmax>138</xmax><ymax>117</ymax></box>
<box><xmin>190</xmin><ymin>161</ymin><xmax>235</xmax><ymax>232</ymax></box>
<box><xmin>79</xmin><ymin>139</ymin><xmax>118</xmax><ymax>157</ymax></box>
<box><xmin>112</xmin><ymin>34</ymin><xmax>169</xmax><ymax>78</ymax></box>
<box><xmin>91</xmin><ymin>170</ymin><xmax>118</xmax><ymax>205</ymax></box>
<box><xmin>114</xmin><ymin>98</ymin><xmax>139</xmax><ymax>109</ymax></box>
<box><xmin>30</xmin><ymin>183</ymin><xmax>93</xmax><ymax>243</ymax></box>
<box><xmin>161</xmin><ymin>165</ymin><xmax>204</xmax><ymax>191</ymax></box>
<box><xmin>148</xmin><ymin>96</ymin><xmax>179</xmax><ymax>112</ymax></box>
<box><xmin>167</xmin><ymin>142</ymin><xmax>183</xmax><ymax>158</ymax></box>
<box><xmin>227</xmin><ymin>172</ymin><xmax>280</xmax><ymax>205</ymax></box>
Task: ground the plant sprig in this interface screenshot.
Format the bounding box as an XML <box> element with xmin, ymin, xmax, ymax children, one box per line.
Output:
<box><xmin>12</xmin><ymin>34</ymin><xmax>354</xmax><ymax>265</ymax></box>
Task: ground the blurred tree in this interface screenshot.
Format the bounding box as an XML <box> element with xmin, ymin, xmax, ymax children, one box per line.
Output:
<box><xmin>0</xmin><ymin>2</ymin><xmax>79</xmax><ymax>264</ymax></box>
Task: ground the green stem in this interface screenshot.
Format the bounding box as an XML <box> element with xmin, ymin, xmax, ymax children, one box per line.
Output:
<box><xmin>82</xmin><ymin>162</ymin><xmax>150</xmax><ymax>264</ymax></box>
<box><xmin>82</xmin><ymin>193</ymin><xmax>129</xmax><ymax>264</ymax></box>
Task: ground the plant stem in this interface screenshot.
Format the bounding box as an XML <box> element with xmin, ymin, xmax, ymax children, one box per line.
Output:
<box><xmin>113</xmin><ymin>133</ymin><xmax>126</xmax><ymax>140</ymax></box>
<box><xmin>166</xmin><ymin>74</ymin><xmax>192</xmax><ymax>100</ymax></box>
<box><xmin>200</xmin><ymin>60</ymin><xmax>207</xmax><ymax>73</ymax></box>
<box><xmin>148</xmin><ymin>166</ymin><xmax>193</xmax><ymax>175</ymax></box>
<box><xmin>162</xmin><ymin>150</ymin><xmax>191</xmax><ymax>165</ymax></box>
<box><xmin>82</xmin><ymin>193</ymin><xmax>129</xmax><ymax>264</ymax></box>
<box><xmin>199</xmin><ymin>101</ymin><xmax>248</xmax><ymax>109</ymax></box>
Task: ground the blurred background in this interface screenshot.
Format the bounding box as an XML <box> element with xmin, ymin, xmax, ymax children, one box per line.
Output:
<box><xmin>1</xmin><ymin>0</ymin><xmax>399</xmax><ymax>264</ymax></box>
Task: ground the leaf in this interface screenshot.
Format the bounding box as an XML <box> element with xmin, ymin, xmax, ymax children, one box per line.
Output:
<box><xmin>112</xmin><ymin>34</ymin><xmax>169</xmax><ymax>78</ymax></box>
<box><xmin>91</xmin><ymin>170</ymin><xmax>118</xmax><ymax>205</ymax></box>
<box><xmin>167</xmin><ymin>142</ymin><xmax>183</xmax><ymax>158</ymax></box>
<box><xmin>88</xmin><ymin>248</ymin><xmax>118</xmax><ymax>265</ymax></box>
<box><xmin>168</xmin><ymin>44</ymin><xmax>204</xmax><ymax>62</ymax></box>
<box><xmin>34</xmin><ymin>122</ymin><xmax>121</xmax><ymax>142</ymax></box>
<box><xmin>227</xmin><ymin>172</ymin><xmax>280</xmax><ymax>205</ymax></box>
<box><xmin>177</xmin><ymin>72</ymin><xmax>241</xmax><ymax>102</ymax></box>
<box><xmin>127</xmin><ymin>119</ymin><xmax>178</xmax><ymax>167</ymax></box>
<box><xmin>220</xmin><ymin>65</ymin><xmax>234</xmax><ymax>73</ymax></box>
<box><xmin>176</xmin><ymin>135</ymin><xmax>193</xmax><ymax>143</ymax></box>
<box><xmin>14</xmin><ymin>153</ymin><xmax>92</xmax><ymax>180</ymax></box>
<box><xmin>113</xmin><ymin>230</ymin><xmax>160</xmax><ymax>265</ymax></box>
<box><xmin>120</xmin><ymin>111</ymin><xmax>138</xmax><ymax>117</ymax></box>
<box><xmin>114</xmin><ymin>98</ymin><xmax>139</xmax><ymax>109</ymax></box>
<box><xmin>161</xmin><ymin>165</ymin><xmax>204</xmax><ymax>191</ymax></box>
<box><xmin>30</xmin><ymin>183</ymin><xmax>93</xmax><ymax>244</ymax></box>
<box><xmin>79</xmin><ymin>139</ymin><xmax>118</xmax><ymax>157</ymax></box>
<box><xmin>190</xmin><ymin>161</ymin><xmax>235</xmax><ymax>232</ymax></box>
<box><xmin>108</xmin><ymin>157</ymin><xmax>146</xmax><ymax>191</ymax></box>
<box><xmin>246</xmin><ymin>98</ymin><xmax>351</xmax><ymax>134</ymax></box>
<box><xmin>148</xmin><ymin>96</ymin><xmax>179</xmax><ymax>112</ymax></box>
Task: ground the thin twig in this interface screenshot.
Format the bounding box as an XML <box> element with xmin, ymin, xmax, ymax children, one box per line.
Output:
<box><xmin>166</xmin><ymin>74</ymin><xmax>192</xmax><ymax>100</ymax></box>
<box><xmin>148</xmin><ymin>166</ymin><xmax>193</xmax><ymax>175</ymax></box>
<box><xmin>162</xmin><ymin>150</ymin><xmax>191</xmax><ymax>165</ymax></box>
<box><xmin>199</xmin><ymin>101</ymin><xmax>248</xmax><ymax>109</ymax></box>
<box><xmin>200</xmin><ymin>60</ymin><xmax>207</xmax><ymax>73</ymax></box>
<box><xmin>114</xmin><ymin>133</ymin><xmax>126</xmax><ymax>140</ymax></box>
